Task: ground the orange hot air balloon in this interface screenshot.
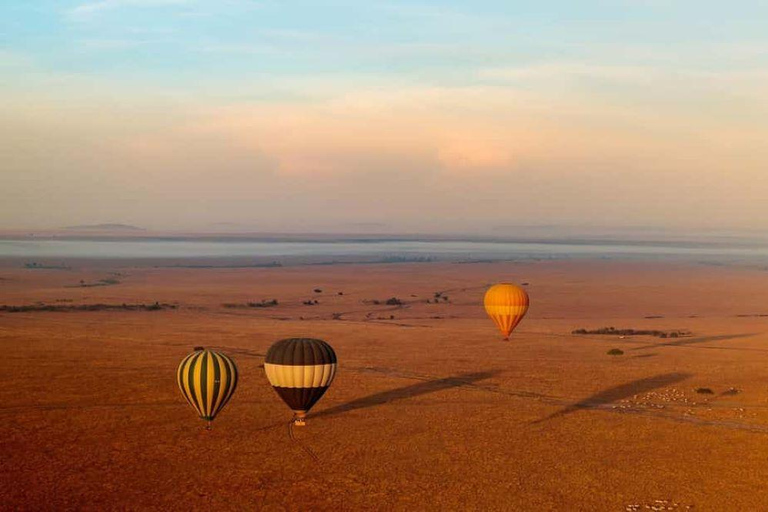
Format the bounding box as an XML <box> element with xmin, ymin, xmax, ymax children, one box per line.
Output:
<box><xmin>484</xmin><ymin>283</ymin><xmax>529</xmax><ymax>340</ymax></box>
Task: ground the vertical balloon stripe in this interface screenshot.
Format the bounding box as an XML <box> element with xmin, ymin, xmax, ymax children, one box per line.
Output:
<box><xmin>198</xmin><ymin>352</ymin><xmax>208</xmax><ymax>417</ymax></box>
<box><xmin>220</xmin><ymin>353</ymin><xmax>234</xmax><ymax>411</ymax></box>
<box><xmin>190</xmin><ymin>354</ymin><xmax>201</xmax><ymax>417</ymax></box>
<box><xmin>193</xmin><ymin>354</ymin><xmax>205</xmax><ymax>417</ymax></box>
<box><xmin>177</xmin><ymin>352</ymin><xmax>193</xmax><ymax>395</ymax></box>
<box><xmin>177</xmin><ymin>353</ymin><xmax>197</xmax><ymax>410</ymax></box>
<box><xmin>186</xmin><ymin>352</ymin><xmax>203</xmax><ymax>416</ymax></box>
<box><xmin>207</xmin><ymin>352</ymin><xmax>216</xmax><ymax>416</ymax></box>
<box><xmin>181</xmin><ymin>353</ymin><xmax>197</xmax><ymax>410</ymax></box>
<box><xmin>209</xmin><ymin>352</ymin><xmax>223</xmax><ymax>418</ymax></box>
<box><xmin>216</xmin><ymin>353</ymin><xmax>230</xmax><ymax>414</ymax></box>
<box><xmin>207</xmin><ymin>352</ymin><xmax>216</xmax><ymax>417</ymax></box>
<box><xmin>220</xmin><ymin>353</ymin><xmax>238</xmax><ymax>410</ymax></box>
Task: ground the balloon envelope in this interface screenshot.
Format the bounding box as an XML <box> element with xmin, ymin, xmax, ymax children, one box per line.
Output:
<box><xmin>264</xmin><ymin>338</ymin><xmax>337</xmax><ymax>423</ymax></box>
<box><xmin>177</xmin><ymin>348</ymin><xmax>238</xmax><ymax>422</ymax></box>
<box><xmin>483</xmin><ymin>283</ymin><xmax>529</xmax><ymax>339</ymax></box>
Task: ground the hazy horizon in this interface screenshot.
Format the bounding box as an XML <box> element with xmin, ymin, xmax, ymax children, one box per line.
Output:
<box><xmin>8</xmin><ymin>221</ymin><xmax>768</xmax><ymax>247</ymax></box>
<box><xmin>2</xmin><ymin>2</ymin><xmax>767</xmax><ymax>233</ymax></box>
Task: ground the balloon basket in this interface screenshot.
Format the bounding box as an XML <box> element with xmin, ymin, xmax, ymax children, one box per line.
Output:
<box><xmin>293</xmin><ymin>412</ymin><xmax>307</xmax><ymax>427</ymax></box>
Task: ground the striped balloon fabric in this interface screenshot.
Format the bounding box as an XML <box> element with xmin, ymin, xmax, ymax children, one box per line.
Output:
<box><xmin>177</xmin><ymin>348</ymin><xmax>238</xmax><ymax>427</ymax></box>
<box><xmin>483</xmin><ymin>283</ymin><xmax>530</xmax><ymax>340</ymax></box>
<box><xmin>264</xmin><ymin>338</ymin><xmax>337</xmax><ymax>425</ymax></box>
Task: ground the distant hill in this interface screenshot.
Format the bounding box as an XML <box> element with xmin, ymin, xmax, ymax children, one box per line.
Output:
<box><xmin>63</xmin><ymin>223</ymin><xmax>146</xmax><ymax>231</ymax></box>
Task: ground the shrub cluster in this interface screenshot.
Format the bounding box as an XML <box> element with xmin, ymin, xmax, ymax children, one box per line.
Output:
<box><xmin>0</xmin><ymin>302</ymin><xmax>175</xmax><ymax>313</ymax></box>
<box><xmin>572</xmin><ymin>327</ymin><xmax>690</xmax><ymax>338</ymax></box>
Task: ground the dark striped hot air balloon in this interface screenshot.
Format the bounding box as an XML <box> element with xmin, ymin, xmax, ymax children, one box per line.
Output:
<box><xmin>484</xmin><ymin>283</ymin><xmax>529</xmax><ymax>340</ymax></box>
<box><xmin>177</xmin><ymin>348</ymin><xmax>238</xmax><ymax>429</ymax></box>
<box><xmin>264</xmin><ymin>338</ymin><xmax>337</xmax><ymax>426</ymax></box>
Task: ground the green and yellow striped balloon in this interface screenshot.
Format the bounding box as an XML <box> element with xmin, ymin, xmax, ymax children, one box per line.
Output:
<box><xmin>177</xmin><ymin>348</ymin><xmax>238</xmax><ymax>427</ymax></box>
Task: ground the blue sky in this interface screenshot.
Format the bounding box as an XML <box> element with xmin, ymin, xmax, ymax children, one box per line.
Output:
<box><xmin>4</xmin><ymin>1</ymin><xmax>766</xmax><ymax>96</ymax></box>
<box><xmin>2</xmin><ymin>1</ymin><xmax>768</xmax><ymax>232</ymax></box>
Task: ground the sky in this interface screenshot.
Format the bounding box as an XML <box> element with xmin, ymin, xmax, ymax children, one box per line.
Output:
<box><xmin>1</xmin><ymin>1</ymin><xmax>767</xmax><ymax>234</ymax></box>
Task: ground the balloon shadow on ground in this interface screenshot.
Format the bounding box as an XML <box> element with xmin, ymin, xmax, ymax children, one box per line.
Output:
<box><xmin>532</xmin><ymin>372</ymin><xmax>692</xmax><ymax>424</ymax></box>
<box><xmin>312</xmin><ymin>370</ymin><xmax>501</xmax><ymax>420</ymax></box>
<box><xmin>629</xmin><ymin>333</ymin><xmax>757</xmax><ymax>352</ymax></box>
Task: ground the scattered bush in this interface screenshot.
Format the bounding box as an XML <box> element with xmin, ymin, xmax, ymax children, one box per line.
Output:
<box><xmin>314</xmin><ymin>289</ymin><xmax>323</xmax><ymax>293</ymax></box>
<box><xmin>696</xmin><ymin>387</ymin><xmax>715</xmax><ymax>395</ymax></box>
<box><xmin>607</xmin><ymin>348</ymin><xmax>624</xmax><ymax>356</ymax></box>
<box><xmin>385</xmin><ymin>297</ymin><xmax>403</xmax><ymax>306</ymax></box>
<box><xmin>249</xmin><ymin>299</ymin><xmax>278</xmax><ymax>308</ymax></box>
<box><xmin>71</xmin><ymin>277</ymin><xmax>121</xmax><ymax>288</ymax></box>
<box><xmin>223</xmin><ymin>299</ymin><xmax>278</xmax><ymax>309</ymax></box>
<box><xmin>572</xmin><ymin>327</ymin><xmax>690</xmax><ymax>338</ymax></box>
<box><xmin>24</xmin><ymin>262</ymin><xmax>70</xmax><ymax>270</ymax></box>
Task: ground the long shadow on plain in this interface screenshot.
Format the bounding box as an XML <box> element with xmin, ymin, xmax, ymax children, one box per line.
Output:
<box><xmin>313</xmin><ymin>370</ymin><xmax>501</xmax><ymax>419</ymax></box>
<box><xmin>630</xmin><ymin>333</ymin><xmax>757</xmax><ymax>352</ymax></box>
<box><xmin>532</xmin><ymin>372</ymin><xmax>692</xmax><ymax>424</ymax></box>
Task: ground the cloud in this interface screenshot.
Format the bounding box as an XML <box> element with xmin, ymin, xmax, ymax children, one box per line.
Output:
<box><xmin>0</xmin><ymin>50</ymin><xmax>34</xmax><ymax>70</ymax></box>
<box><xmin>68</xmin><ymin>0</ymin><xmax>189</xmax><ymax>21</ymax></box>
<box><xmin>195</xmin><ymin>43</ymin><xmax>281</xmax><ymax>56</ymax></box>
<box><xmin>2</xmin><ymin>51</ymin><xmax>768</xmax><ymax>230</ymax></box>
<box><xmin>78</xmin><ymin>38</ymin><xmax>150</xmax><ymax>50</ymax></box>
<box><xmin>478</xmin><ymin>63</ymin><xmax>658</xmax><ymax>83</ymax></box>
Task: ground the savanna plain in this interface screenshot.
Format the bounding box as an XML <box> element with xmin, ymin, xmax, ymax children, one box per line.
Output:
<box><xmin>3</xmin><ymin>258</ymin><xmax>768</xmax><ymax>510</ymax></box>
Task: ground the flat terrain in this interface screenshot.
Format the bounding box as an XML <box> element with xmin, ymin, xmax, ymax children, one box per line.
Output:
<box><xmin>3</xmin><ymin>259</ymin><xmax>768</xmax><ymax>510</ymax></box>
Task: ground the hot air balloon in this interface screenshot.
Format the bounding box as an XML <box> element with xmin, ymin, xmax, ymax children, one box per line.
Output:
<box><xmin>177</xmin><ymin>348</ymin><xmax>238</xmax><ymax>429</ymax></box>
<box><xmin>264</xmin><ymin>338</ymin><xmax>337</xmax><ymax>426</ymax></box>
<box><xmin>484</xmin><ymin>283</ymin><xmax>529</xmax><ymax>340</ymax></box>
